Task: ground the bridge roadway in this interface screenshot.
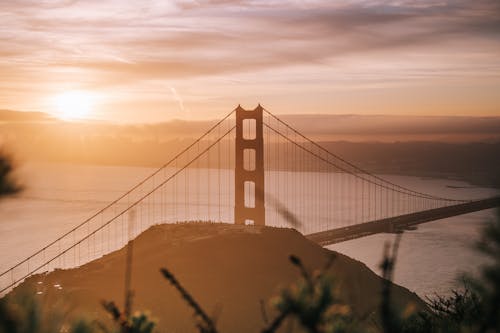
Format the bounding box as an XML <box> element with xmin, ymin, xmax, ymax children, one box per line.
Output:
<box><xmin>306</xmin><ymin>196</ymin><xmax>500</xmax><ymax>246</ymax></box>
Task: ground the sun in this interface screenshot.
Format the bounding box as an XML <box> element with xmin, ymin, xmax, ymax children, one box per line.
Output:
<box><xmin>53</xmin><ymin>90</ymin><xmax>94</xmax><ymax>121</ymax></box>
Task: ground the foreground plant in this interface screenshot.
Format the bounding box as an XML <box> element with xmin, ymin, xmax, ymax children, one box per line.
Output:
<box><xmin>0</xmin><ymin>291</ymin><xmax>94</xmax><ymax>333</ymax></box>
<box><xmin>0</xmin><ymin>152</ymin><xmax>22</xmax><ymax>200</ymax></box>
<box><xmin>262</xmin><ymin>254</ymin><xmax>359</xmax><ymax>333</ymax></box>
<box><xmin>395</xmin><ymin>208</ymin><xmax>500</xmax><ymax>333</ymax></box>
<box><xmin>101</xmin><ymin>301</ymin><xmax>156</xmax><ymax>333</ymax></box>
<box><xmin>473</xmin><ymin>208</ymin><xmax>500</xmax><ymax>332</ymax></box>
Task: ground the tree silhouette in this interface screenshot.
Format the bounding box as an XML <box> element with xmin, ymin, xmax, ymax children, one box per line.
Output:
<box><xmin>0</xmin><ymin>152</ymin><xmax>21</xmax><ymax>199</ymax></box>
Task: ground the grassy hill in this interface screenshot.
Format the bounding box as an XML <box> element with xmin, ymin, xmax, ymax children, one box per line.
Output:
<box><xmin>10</xmin><ymin>223</ymin><xmax>425</xmax><ymax>332</ymax></box>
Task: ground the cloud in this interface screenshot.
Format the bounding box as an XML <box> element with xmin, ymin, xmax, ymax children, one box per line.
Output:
<box><xmin>1</xmin><ymin>0</ymin><xmax>500</xmax><ymax>117</ymax></box>
<box><xmin>2</xmin><ymin>1</ymin><xmax>499</xmax><ymax>78</ymax></box>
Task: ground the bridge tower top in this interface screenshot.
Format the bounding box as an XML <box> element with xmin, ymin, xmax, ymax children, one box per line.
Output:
<box><xmin>234</xmin><ymin>105</ymin><xmax>265</xmax><ymax>225</ymax></box>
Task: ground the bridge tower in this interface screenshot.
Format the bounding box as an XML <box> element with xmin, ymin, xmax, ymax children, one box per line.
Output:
<box><xmin>234</xmin><ymin>105</ymin><xmax>265</xmax><ymax>225</ymax></box>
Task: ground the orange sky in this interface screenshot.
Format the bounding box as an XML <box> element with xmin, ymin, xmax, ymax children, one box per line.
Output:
<box><xmin>1</xmin><ymin>0</ymin><xmax>500</xmax><ymax>122</ymax></box>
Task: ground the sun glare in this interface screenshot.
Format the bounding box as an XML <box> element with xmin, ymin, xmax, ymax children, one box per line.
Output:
<box><xmin>54</xmin><ymin>91</ymin><xmax>94</xmax><ymax>120</ymax></box>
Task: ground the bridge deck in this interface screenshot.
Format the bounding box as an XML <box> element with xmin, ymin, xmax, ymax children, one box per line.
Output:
<box><xmin>306</xmin><ymin>197</ymin><xmax>500</xmax><ymax>246</ymax></box>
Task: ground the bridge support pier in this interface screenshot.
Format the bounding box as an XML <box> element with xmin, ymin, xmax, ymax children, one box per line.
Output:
<box><xmin>234</xmin><ymin>105</ymin><xmax>265</xmax><ymax>225</ymax></box>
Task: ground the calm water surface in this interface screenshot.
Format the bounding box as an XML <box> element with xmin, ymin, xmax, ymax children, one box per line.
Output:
<box><xmin>0</xmin><ymin>162</ymin><xmax>497</xmax><ymax>298</ymax></box>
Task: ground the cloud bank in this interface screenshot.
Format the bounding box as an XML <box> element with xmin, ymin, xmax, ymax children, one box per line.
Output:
<box><xmin>1</xmin><ymin>1</ymin><xmax>499</xmax><ymax>119</ymax></box>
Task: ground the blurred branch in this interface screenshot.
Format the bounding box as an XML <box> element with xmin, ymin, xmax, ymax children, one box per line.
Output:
<box><xmin>160</xmin><ymin>267</ymin><xmax>218</xmax><ymax>333</ymax></box>
<box><xmin>266</xmin><ymin>193</ymin><xmax>302</xmax><ymax>229</ymax></box>
<box><xmin>379</xmin><ymin>234</ymin><xmax>402</xmax><ymax>333</ymax></box>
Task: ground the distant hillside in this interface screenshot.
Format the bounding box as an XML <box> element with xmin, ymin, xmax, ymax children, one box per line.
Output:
<box><xmin>10</xmin><ymin>223</ymin><xmax>425</xmax><ymax>332</ymax></box>
<box><xmin>5</xmin><ymin>136</ymin><xmax>499</xmax><ymax>187</ymax></box>
<box><xmin>2</xmin><ymin>110</ymin><xmax>500</xmax><ymax>142</ymax></box>
<box><xmin>319</xmin><ymin>141</ymin><xmax>500</xmax><ymax>188</ymax></box>
<box><xmin>1</xmin><ymin>109</ymin><xmax>498</xmax><ymax>187</ymax></box>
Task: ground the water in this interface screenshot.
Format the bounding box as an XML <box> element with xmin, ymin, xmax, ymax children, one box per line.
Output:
<box><xmin>0</xmin><ymin>162</ymin><xmax>497</xmax><ymax>298</ymax></box>
<box><xmin>328</xmin><ymin>211</ymin><xmax>496</xmax><ymax>297</ymax></box>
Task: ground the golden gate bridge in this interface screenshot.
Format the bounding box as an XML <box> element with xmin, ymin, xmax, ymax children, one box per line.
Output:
<box><xmin>1</xmin><ymin>105</ymin><xmax>499</xmax><ymax>295</ymax></box>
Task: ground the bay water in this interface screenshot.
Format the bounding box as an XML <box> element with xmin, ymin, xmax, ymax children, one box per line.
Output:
<box><xmin>0</xmin><ymin>162</ymin><xmax>497</xmax><ymax>298</ymax></box>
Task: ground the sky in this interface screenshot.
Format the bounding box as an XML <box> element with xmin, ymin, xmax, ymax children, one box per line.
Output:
<box><xmin>1</xmin><ymin>0</ymin><xmax>500</xmax><ymax>123</ymax></box>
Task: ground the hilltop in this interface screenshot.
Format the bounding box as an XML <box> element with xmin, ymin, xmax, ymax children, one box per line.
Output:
<box><xmin>11</xmin><ymin>223</ymin><xmax>425</xmax><ymax>332</ymax></box>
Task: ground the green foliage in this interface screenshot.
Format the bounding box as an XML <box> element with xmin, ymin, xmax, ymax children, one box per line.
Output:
<box><xmin>101</xmin><ymin>301</ymin><xmax>156</xmax><ymax>333</ymax></box>
<box><xmin>129</xmin><ymin>313</ymin><xmax>156</xmax><ymax>333</ymax></box>
<box><xmin>426</xmin><ymin>285</ymin><xmax>482</xmax><ymax>324</ymax></box>
<box><xmin>263</xmin><ymin>254</ymin><xmax>359</xmax><ymax>333</ymax></box>
<box><xmin>400</xmin><ymin>282</ymin><xmax>482</xmax><ymax>333</ymax></box>
<box><xmin>473</xmin><ymin>208</ymin><xmax>500</xmax><ymax>332</ymax></box>
<box><xmin>70</xmin><ymin>319</ymin><xmax>100</xmax><ymax>333</ymax></box>
<box><xmin>0</xmin><ymin>292</ymin><xmax>95</xmax><ymax>333</ymax></box>
<box><xmin>385</xmin><ymin>208</ymin><xmax>500</xmax><ymax>333</ymax></box>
